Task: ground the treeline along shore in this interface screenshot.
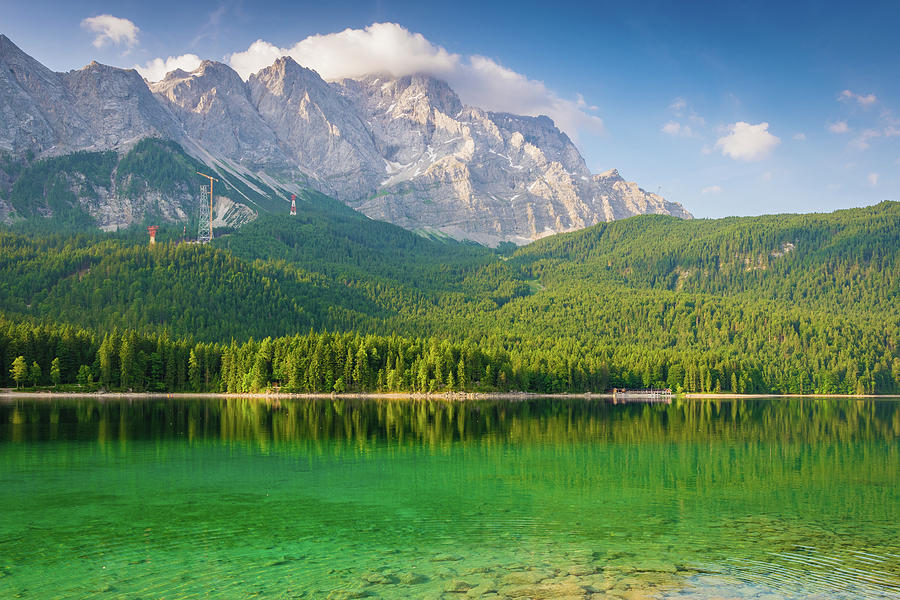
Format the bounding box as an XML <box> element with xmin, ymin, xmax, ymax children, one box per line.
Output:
<box><xmin>3</xmin><ymin>317</ymin><xmax>899</xmax><ymax>395</ymax></box>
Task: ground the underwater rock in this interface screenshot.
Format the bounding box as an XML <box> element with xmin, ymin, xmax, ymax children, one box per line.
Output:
<box><xmin>444</xmin><ymin>579</ymin><xmax>475</xmax><ymax>593</ymax></box>
<box><xmin>500</xmin><ymin>570</ymin><xmax>551</xmax><ymax>585</ymax></box>
<box><xmin>396</xmin><ymin>572</ymin><xmax>428</xmax><ymax>585</ymax></box>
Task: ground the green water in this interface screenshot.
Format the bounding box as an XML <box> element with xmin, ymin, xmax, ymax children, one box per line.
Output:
<box><xmin>0</xmin><ymin>397</ymin><xmax>898</xmax><ymax>600</ymax></box>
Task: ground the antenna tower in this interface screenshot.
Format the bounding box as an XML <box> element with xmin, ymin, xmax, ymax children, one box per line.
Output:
<box><xmin>196</xmin><ymin>172</ymin><xmax>219</xmax><ymax>243</ymax></box>
<box><xmin>197</xmin><ymin>184</ymin><xmax>212</xmax><ymax>243</ymax></box>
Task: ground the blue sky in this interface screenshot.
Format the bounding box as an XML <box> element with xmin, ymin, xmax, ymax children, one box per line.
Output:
<box><xmin>2</xmin><ymin>0</ymin><xmax>898</xmax><ymax>218</ymax></box>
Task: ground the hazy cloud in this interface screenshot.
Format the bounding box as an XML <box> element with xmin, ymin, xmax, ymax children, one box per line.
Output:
<box><xmin>850</xmin><ymin>128</ymin><xmax>881</xmax><ymax>150</ymax></box>
<box><xmin>827</xmin><ymin>120</ymin><xmax>850</xmax><ymax>134</ymax></box>
<box><xmin>661</xmin><ymin>121</ymin><xmax>696</xmax><ymax>137</ymax></box>
<box><xmin>81</xmin><ymin>15</ymin><xmax>139</xmax><ymax>49</ymax></box>
<box><xmin>669</xmin><ymin>97</ymin><xmax>687</xmax><ymax>113</ymax></box>
<box><xmin>701</xmin><ymin>185</ymin><xmax>722</xmax><ymax>195</ymax></box>
<box><xmin>190</xmin><ymin>5</ymin><xmax>227</xmax><ymax>47</ymax></box>
<box><xmin>667</xmin><ymin>97</ymin><xmax>705</xmax><ymax>128</ymax></box>
<box><xmin>662</xmin><ymin>121</ymin><xmax>691</xmax><ymax>136</ymax></box>
<box><xmin>227</xmin><ymin>23</ymin><xmax>604</xmax><ymax>139</ymax></box>
<box><xmin>715</xmin><ymin>122</ymin><xmax>780</xmax><ymax>161</ymax></box>
<box><xmin>839</xmin><ymin>89</ymin><xmax>877</xmax><ymax>107</ymax></box>
<box><xmin>792</xmin><ymin>133</ymin><xmax>806</xmax><ymax>141</ymax></box>
<box><xmin>136</xmin><ymin>54</ymin><xmax>203</xmax><ymax>81</ymax></box>
<box><xmin>868</xmin><ymin>172</ymin><xmax>879</xmax><ymax>186</ymax></box>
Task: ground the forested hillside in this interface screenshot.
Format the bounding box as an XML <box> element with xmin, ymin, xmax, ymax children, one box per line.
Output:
<box><xmin>0</xmin><ymin>139</ymin><xmax>287</xmax><ymax>232</ymax></box>
<box><xmin>1</xmin><ymin>201</ymin><xmax>898</xmax><ymax>394</ymax></box>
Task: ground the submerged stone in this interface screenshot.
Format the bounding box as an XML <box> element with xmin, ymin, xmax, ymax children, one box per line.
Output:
<box><xmin>326</xmin><ymin>589</ymin><xmax>373</xmax><ymax>600</ymax></box>
<box><xmin>444</xmin><ymin>579</ymin><xmax>475</xmax><ymax>592</ymax></box>
<box><xmin>500</xmin><ymin>570</ymin><xmax>551</xmax><ymax>585</ymax></box>
<box><xmin>396</xmin><ymin>572</ymin><xmax>428</xmax><ymax>585</ymax></box>
<box><xmin>360</xmin><ymin>571</ymin><xmax>397</xmax><ymax>585</ymax></box>
<box><xmin>432</xmin><ymin>553</ymin><xmax>464</xmax><ymax>562</ymax></box>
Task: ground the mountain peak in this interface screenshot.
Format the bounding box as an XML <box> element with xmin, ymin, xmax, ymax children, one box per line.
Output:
<box><xmin>0</xmin><ymin>33</ymin><xmax>24</xmax><ymax>56</ymax></box>
<box><xmin>0</xmin><ymin>40</ymin><xmax>693</xmax><ymax>243</ymax></box>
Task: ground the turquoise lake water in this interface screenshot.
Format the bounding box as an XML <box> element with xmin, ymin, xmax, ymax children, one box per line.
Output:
<box><xmin>0</xmin><ymin>396</ymin><xmax>898</xmax><ymax>599</ymax></box>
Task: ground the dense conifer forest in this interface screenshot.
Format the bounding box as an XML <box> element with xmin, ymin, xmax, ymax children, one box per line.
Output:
<box><xmin>1</xmin><ymin>190</ymin><xmax>898</xmax><ymax>394</ymax></box>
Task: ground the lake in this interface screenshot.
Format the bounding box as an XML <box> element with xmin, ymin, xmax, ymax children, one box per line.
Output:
<box><xmin>0</xmin><ymin>396</ymin><xmax>898</xmax><ymax>599</ymax></box>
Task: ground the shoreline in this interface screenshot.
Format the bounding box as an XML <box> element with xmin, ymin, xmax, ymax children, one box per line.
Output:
<box><xmin>1</xmin><ymin>390</ymin><xmax>897</xmax><ymax>400</ymax></box>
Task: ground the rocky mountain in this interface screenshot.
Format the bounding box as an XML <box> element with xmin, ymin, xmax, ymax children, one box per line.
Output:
<box><xmin>149</xmin><ymin>60</ymin><xmax>285</xmax><ymax>166</ymax></box>
<box><xmin>0</xmin><ymin>35</ymin><xmax>179</xmax><ymax>155</ymax></box>
<box><xmin>0</xmin><ymin>33</ymin><xmax>691</xmax><ymax>244</ymax></box>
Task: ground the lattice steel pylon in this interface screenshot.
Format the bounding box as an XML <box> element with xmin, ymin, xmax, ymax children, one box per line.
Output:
<box><xmin>196</xmin><ymin>171</ymin><xmax>218</xmax><ymax>243</ymax></box>
<box><xmin>197</xmin><ymin>184</ymin><xmax>212</xmax><ymax>243</ymax></box>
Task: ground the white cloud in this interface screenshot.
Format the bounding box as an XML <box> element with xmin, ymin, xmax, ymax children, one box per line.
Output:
<box><xmin>454</xmin><ymin>55</ymin><xmax>605</xmax><ymax>137</ymax></box>
<box><xmin>661</xmin><ymin>121</ymin><xmax>695</xmax><ymax>137</ymax></box>
<box><xmin>715</xmin><ymin>121</ymin><xmax>780</xmax><ymax>161</ymax></box>
<box><xmin>827</xmin><ymin>120</ymin><xmax>850</xmax><ymax>134</ymax></box>
<box><xmin>792</xmin><ymin>133</ymin><xmax>806</xmax><ymax>141</ymax></box>
<box><xmin>227</xmin><ymin>23</ymin><xmax>603</xmax><ymax>139</ymax></box>
<box><xmin>761</xmin><ymin>171</ymin><xmax>773</xmax><ymax>182</ymax></box>
<box><xmin>701</xmin><ymin>185</ymin><xmax>722</xmax><ymax>195</ymax></box>
<box><xmin>839</xmin><ymin>90</ymin><xmax>877</xmax><ymax>107</ymax></box>
<box><xmin>135</xmin><ymin>54</ymin><xmax>203</xmax><ymax>81</ymax></box>
<box><xmin>229</xmin><ymin>23</ymin><xmax>459</xmax><ymax>81</ymax></box>
<box><xmin>81</xmin><ymin>15</ymin><xmax>139</xmax><ymax>49</ymax></box>
<box><xmin>228</xmin><ymin>40</ymin><xmax>286</xmax><ymax>78</ymax></box>
<box><xmin>868</xmin><ymin>173</ymin><xmax>879</xmax><ymax>186</ymax></box>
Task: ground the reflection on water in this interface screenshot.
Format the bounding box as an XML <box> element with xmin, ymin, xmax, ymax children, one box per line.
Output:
<box><xmin>0</xmin><ymin>396</ymin><xmax>898</xmax><ymax>599</ymax></box>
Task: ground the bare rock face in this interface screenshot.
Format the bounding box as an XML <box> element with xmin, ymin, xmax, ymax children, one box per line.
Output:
<box><xmin>0</xmin><ymin>33</ymin><xmax>692</xmax><ymax>243</ymax></box>
<box><xmin>0</xmin><ymin>35</ymin><xmax>179</xmax><ymax>155</ymax></box>
<box><xmin>593</xmin><ymin>169</ymin><xmax>692</xmax><ymax>220</ymax></box>
<box><xmin>248</xmin><ymin>57</ymin><xmax>384</xmax><ymax>201</ymax></box>
<box><xmin>149</xmin><ymin>61</ymin><xmax>286</xmax><ymax>166</ymax></box>
<box><xmin>331</xmin><ymin>75</ymin><xmax>690</xmax><ymax>245</ymax></box>
<box><xmin>0</xmin><ymin>34</ymin><xmax>86</xmax><ymax>154</ymax></box>
<box><xmin>61</xmin><ymin>62</ymin><xmax>181</xmax><ymax>151</ymax></box>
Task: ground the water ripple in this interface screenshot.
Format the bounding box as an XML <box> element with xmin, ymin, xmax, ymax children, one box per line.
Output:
<box><xmin>718</xmin><ymin>545</ymin><xmax>900</xmax><ymax>599</ymax></box>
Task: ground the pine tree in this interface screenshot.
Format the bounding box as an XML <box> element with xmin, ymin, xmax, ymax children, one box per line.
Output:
<box><xmin>77</xmin><ymin>364</ymin><xmax>93</xmax><ymax>386</ymax></box>
<box><xmin>119</xmin><ymin>332</ymin><xmax>136</xmax><ymax>390</ymax></box>
<box><xmin>98</xmin><ymin>334</ymin><xmax>115</xmax><ymax>388</ymax></box>
<box><xmin>50</xmin><ymin>357</ymin><xmax>61</xmax><ymax>387</ymax></box>
<box><xmin>29</xmin><ymin>361</ymin><xmax>42</xmax><ymax>387</ymax></box>
<box><xmin>10</xmin><ymin>356</ymin><xmax>27</xmax><ymax>388</ymax></box>
<box><xmin>188</xmin><ymin>349</ymin><xmax>201</xmax><ymax>392</ymax></box>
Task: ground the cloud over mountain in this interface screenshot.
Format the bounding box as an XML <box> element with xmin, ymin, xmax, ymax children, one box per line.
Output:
<box><xmin>225</xmin><ymin>22</ymin><xmax>603</xmax><ymax>140</ymax></box>
<box><xmin>136</xmin><ymin>54</ymin><xmax>202</xmax><ymax>82</ymax></box>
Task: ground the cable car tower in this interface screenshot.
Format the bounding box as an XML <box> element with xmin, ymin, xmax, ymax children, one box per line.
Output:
<box><xmin>196</xmin><ymin>172</ymin><xmax>218</xmax><ymax>243</ymax></box>
<box><xmin>290</xmin><ymin>194</ymin><xmax>297</xmax><ymax>216</ymax></box>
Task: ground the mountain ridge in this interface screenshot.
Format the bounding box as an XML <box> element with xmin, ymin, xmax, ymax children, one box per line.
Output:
<box><xmin>0</xmin><ymin>33</ymin><xmax>691</xmax><ymax>244</ymax></box>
